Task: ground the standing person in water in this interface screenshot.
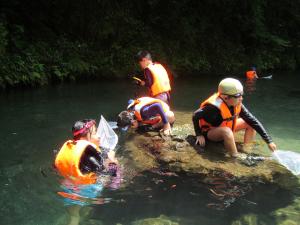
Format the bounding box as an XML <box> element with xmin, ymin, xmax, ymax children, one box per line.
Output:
<box><xmin>134</xmin><ymin>50</ymin><xmax>172</xmax><ymax>105</ymax></box>
<box><xmin>246</xmin><ymin>66</ymin><xmax>259</xmax><ymax>79</ymax></box>
<box><xmin>192</xmin><ymin>78</ymin><xmax>276</xmax><ymax>157</ymax></box>
<box><xmin>54</xmin><ymin>119</ymin><xmax>119</xmax><ymax>225</ymax></box>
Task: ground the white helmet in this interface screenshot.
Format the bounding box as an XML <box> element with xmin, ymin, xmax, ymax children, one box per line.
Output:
<box><xmin>218</xmin><ymin>78</ymin><xmax>243</xmax><ymax>96</ymax></box>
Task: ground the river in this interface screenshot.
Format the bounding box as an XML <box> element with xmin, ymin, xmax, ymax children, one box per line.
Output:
<box><xmin>0</xmin><ymin>72</ymin><xmax>300</xmax><ymax>225</ymax></box>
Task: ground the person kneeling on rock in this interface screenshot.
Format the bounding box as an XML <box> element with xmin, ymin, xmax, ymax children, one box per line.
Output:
<box><xmin>192</xmin><ymin>78</ymin><xmax>276</xmax><ymax>158</ymax></box>
<box><xmin>117</xmin><ymin>97</ymin><xmax>175</xmax><ymax>136</ymax></box>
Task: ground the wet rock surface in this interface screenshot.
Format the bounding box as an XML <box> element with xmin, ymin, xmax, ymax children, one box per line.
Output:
<box><xmin>121</xmin><ymin>125</ymin><xmax>300</xmax><ymax>211</ymax></box>
<box><xmin>125</xmin><ymin>131</ymin><xmax>298</xmax><ymax>188</ymax></box>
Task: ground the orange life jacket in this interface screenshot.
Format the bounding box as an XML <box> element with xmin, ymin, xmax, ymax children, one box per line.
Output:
<box><xmin>54</xmin><ymin>140</ymin><xmax>101</xmax><ymax>185</ymax></box>
<box><xmin>199</xmin><ymin>93</ymin><xmax>241</xmax><ymax>132</ymax></box>
<box><xmin>132</xmin><ymin>97</ymin><xmax>170</xmax><ymax>125</ymax></box>
<box><xmin>146</xmin><ymin>63</ymin><xmax>171</xmax><ymax>96</ymax></box>
<box><xmin>246</xmin><ymin>70</ymin><xmax>256</xmax><ymax>79</ymax></box>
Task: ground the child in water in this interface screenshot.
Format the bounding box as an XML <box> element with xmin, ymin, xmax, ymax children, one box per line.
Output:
<box><xmin>55</xmin><ymin>119</ymin><xmax>121</xmax><ymax>225</ymax></box>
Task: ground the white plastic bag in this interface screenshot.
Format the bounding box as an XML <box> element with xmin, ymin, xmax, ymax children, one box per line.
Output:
<box><xmin>272</xmin><ymin>150</ymin><xmax>300</xmax><ymax>175</ymax></box>
<box><xmin>97</xmin><ymin>115</ymin><xmax>118</xmax><ymax>151</ymax></box>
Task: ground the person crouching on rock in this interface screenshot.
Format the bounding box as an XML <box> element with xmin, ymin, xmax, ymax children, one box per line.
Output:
<box><xmin>117</xmin><ymin>97</ymin><xmax>175</xmax><ymax>136</ymax></box>
<box><xmin>192</xmin><ymin>78</ymin><xmax>276</xmax><ymax>158</ymax></box>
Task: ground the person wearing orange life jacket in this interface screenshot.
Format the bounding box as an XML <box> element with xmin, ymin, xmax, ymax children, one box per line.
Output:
<box><xmin>134</xmin><ymin>51</ymin><xmax>172</xmax><ymax>105</ymax></box>
<box><xmin>55</xmin><ymin>119</ymin><xmax>120</xmax><ymax>225</ymax></box>
<box><xmin>192</xmin><ymin>78</ymin><xmax>276</xmax><ymax>157</ymax></box>
<box><xmin>117</xmin><ymin>97</ymin><xmax>175</xmax><ymax>136</ymax></box>
<box><xmin>246</xmin><ymin>66</ymin><xmax>259</xmax><ymax>79</ymax></box>
<box><xmin>55</xmin><ymin>119</ymin><xmax>118</xmax><ymax>185</ymax></box>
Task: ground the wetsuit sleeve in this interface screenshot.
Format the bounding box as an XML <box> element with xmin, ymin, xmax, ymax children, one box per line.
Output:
<box><xmin>192</xmin><ymin>109</ymin><xmax>205</xmax><ymax>136</ymax></box>
<box><xmin>144</xmin><ymin>68</ymin><xmax>153</xmax><ymax>88</ymax></box>
<box><xmin>192</xmin><ymin>105</ymin><xmax>223</xmax><ymax>136</ymax></box>
<box><xmin>239</xmin><ymin>105</ymin><xmax>273</xmax><ymax>144</ymax></box>
<box><xmin>140</xmin><ymin>102</ymin><xmax>168</xmax><ymax>124</ymax></box>
<box><xmin>79</xmin><ymin>150</ymin><xmax>103</xmax><ymax>174</ymax></box>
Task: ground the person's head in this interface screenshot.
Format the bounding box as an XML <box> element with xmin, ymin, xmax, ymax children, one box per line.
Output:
<box><xmin>117</xmin><ymin>110</ymin><xmax>138</xmax><ymax>130</ymax></box>
<box><xmin>135</xmin><ymin>50</ymin><xmax>152</xmax><ymax>69</ymax></box>
<box><xmin>218</xmin><ymin>78</ymin><xmax>244</xmax><ymax>106</ymax></box>
<box><xmin>72</xmin><ymin>119</ymin><xmax>97</xmax><ymax>142</ymax></box>
<box><xmin>251</xmin><ymin>66</ymin><xmax>256</xmax><ymax>71</ymax></box>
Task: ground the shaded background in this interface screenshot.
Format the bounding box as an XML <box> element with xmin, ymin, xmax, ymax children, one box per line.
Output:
<box><xmin>0</xmin><ymin>0</ymin><xmax>299</xmax><ymax>88</ymax></box>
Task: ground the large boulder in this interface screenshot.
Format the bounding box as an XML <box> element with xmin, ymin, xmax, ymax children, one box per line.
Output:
<box><xmin>123</xmin><ymin>129</ymin><xmax>298</xmax><ymax>190</ymax></box>
<box><xmin>119</xmin><ymin>111</ymin><xmax>299</xmax><ymax>210</ymax></box>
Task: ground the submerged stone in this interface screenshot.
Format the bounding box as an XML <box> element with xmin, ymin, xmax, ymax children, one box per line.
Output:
<box><xmin>131</xmin><ymin>215</ymin><xmax>180</xmax><ymax>225</ymax></box>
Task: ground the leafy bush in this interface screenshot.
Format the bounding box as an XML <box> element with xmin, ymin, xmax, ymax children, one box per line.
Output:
<box><xmin>0</xmin><ymin>0</ymin><xmax>299</xmax><ymax>88</ymax></box>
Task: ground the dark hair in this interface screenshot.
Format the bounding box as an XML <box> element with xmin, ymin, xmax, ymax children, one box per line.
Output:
<box><xmin>117</xmin><ymin>111</ymin><xmax>133</xmax><ymax>127</ymax></box>
<box><xmin>72</xmin><ymin>119</ymin><xmax>96</xmax><ymax>140</ymax></box>
<box><xmin>135</xmin><ymin>50</ymin><xmax>152</xmax><ymax>62</ymax></box>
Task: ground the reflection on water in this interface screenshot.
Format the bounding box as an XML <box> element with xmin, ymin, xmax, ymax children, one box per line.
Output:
<box><xmin>1</xmin><ymin>73</ymin><xmax>300</xmax><ymax>225</ymax></box>
<box><xmin>245</xmin><ymin>78</ymin><xmax>257</xmax><ymax>94</ymax></box>
<box><xmin>57</xmin><ymin>164</ymin><xmax>123</xmax><ymax>208</ymax></box>
<box><xmin>58</xmin><ymin>179</ymin><xmax>106</xmax><ymax>206</ymax></box>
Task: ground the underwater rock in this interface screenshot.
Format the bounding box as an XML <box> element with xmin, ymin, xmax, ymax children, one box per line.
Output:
<box><xmin>84</xmin><ymin>219</ymin><xmax>104</xmax><ymax>225</ymax></box>
<box><xmin>231</xmin><ymin>211</ymin><xmax>300</xmax><ymax>225</ymax></box>
<box><xmin>231</xmin><ymin>214</ymin><xmax>259</xmax><ymax>225</ymax></box>
<box><xmin>270</xmin><ymin>196</ymin><xmax>300</xmax><ymax>225</ymax></box>
<box><xmin>131</xmin><ymin>214</ymin><xmax>180</xmax><ymax>225</ymax></box>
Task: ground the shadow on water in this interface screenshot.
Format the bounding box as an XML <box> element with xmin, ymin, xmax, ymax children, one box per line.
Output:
<box><xmin>85</xmin><ymin>170</ymin><xmax>298</xmax><ymax>225</ymax></box>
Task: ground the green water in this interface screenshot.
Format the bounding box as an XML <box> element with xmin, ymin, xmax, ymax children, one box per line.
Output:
<box><xmin>1</xmin><ymin>73</ymin><xmax>300</xmax><ymax>225</ymax></box>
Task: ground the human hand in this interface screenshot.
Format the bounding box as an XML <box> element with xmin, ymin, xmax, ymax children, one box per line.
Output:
<box><xmin>162</xmin><ymin>128</ymin><xmax>172</xmax><ymax>136</ymax></box>
<box><xmin>161</xmin><ymin>123</ymin><xmax>172</xmax><ymax>136</ymax></box>
<box><xmin>268</xmin><ymin>142</ymin><xmax>277</xmax><ymax>152</ymax></box>
<box><xmin>195</xmin><ymin>135</ymin><xmax>205</xmax><ymax>147</ymax></box>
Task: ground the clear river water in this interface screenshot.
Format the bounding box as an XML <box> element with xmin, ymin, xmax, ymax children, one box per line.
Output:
<box><xmin>1</xmin><ymin>72</ymin><xmax>300</xmax><ymax>225</ymax></box>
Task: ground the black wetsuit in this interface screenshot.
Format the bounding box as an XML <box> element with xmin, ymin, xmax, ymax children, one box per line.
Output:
<box><xmin>79</xmin><ymin>145</ymin><xmax>117</xmax><ymax>176</ymax></box>
<box><xmin>79</xmin><ymin>145</ymin><xmax>104</xmax><ymax>174</ymax></box>
<box><xmin>192</xmin><ymin>104</ymin><xmax>273</xmax><ymax>144</ymax></box>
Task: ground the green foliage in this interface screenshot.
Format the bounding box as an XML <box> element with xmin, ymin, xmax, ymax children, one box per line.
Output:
<box><xmin>0</xmin><ymin>0</ymin><xmax>299</xmax><ymax>88</ymax></box>
<box><xmin>0</xmin><ymin>22</ymin><xmax>8</xmax><ymax>56</ymax></box>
